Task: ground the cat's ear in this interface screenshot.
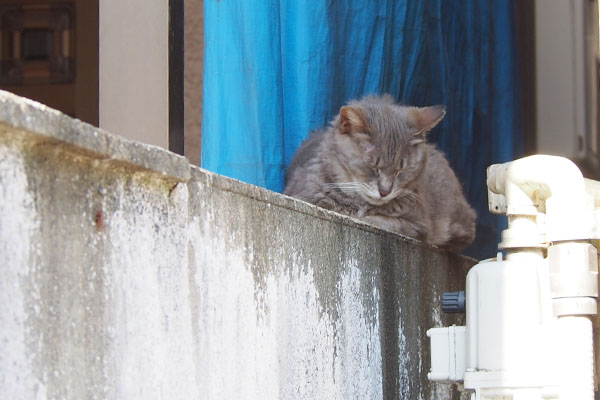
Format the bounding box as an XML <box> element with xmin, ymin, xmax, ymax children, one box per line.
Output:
<box><xmin>380</xmin><ymin>94</ymin><xmax>395</xmax><ymax>104</ymax></box>
<box><xmin>339</xmin><ymin>106</ymin><xmax>369</xmax><ymax>135</ymax></box>
<box><xmin>410</xmin><ymin>105</ymin><xmax>446</xmax><ymax>134</ymax></box>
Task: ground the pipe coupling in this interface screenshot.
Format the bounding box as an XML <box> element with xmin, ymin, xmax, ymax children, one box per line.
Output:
<box><xmin>548</xmin><ymin>242</ymin><xmax>598</xmax><ymax>316</ymax></box>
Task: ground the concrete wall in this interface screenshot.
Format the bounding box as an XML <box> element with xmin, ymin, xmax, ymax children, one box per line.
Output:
<box><xmin>0</xmin><ymin>91</ymin><xmax>474</xmax><ymax>399</ymax></box>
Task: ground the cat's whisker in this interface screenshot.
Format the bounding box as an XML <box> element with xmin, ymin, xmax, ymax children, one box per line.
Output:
<box><xmin>323</xmin><ymin>182</ymin><xmax>364</xmax><ymax>194</ymax></box>
<box><xmin>323</xmin><ymin>182</ymin><xmax>362</xmax><ymax>188</ymax></box>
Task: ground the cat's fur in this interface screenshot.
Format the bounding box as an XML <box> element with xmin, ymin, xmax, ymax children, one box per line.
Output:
<box><xmin>284</xmin><ymin>94</ymin><xmax>476</xmax><ymax>251</ymax></box>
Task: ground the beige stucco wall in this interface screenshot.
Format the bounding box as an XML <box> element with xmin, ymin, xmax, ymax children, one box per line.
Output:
<box><xmin>99</xmin><ymin>0</ymin><xmax>169</xmax><ymax>149</ymax></box>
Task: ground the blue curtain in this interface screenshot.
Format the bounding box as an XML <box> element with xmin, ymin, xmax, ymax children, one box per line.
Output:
<box><xmin>202</xmin><ymin>1</ymin><xmax>522</xmax><ymax>258</ymax></box>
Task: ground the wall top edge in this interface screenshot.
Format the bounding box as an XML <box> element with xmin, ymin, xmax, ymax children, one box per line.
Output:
<box><xmin>0</xmin><ymin>90</ymin><xmax>190</xmax><ymax>182</ymax></box>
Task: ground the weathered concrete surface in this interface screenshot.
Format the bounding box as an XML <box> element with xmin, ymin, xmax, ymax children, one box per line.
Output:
<box><xmin>0</xmin><ymin>90</ymin><xmax>475</xmax><ymax>399</ymax></box>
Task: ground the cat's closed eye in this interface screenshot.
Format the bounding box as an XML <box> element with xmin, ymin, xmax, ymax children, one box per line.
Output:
<box><xmin>370</xmin><ymin>157</ymin><xmax>381</xmax><ymax>170</ymax></box>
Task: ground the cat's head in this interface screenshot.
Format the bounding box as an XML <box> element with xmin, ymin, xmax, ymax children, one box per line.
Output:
<box><xmin>330</xmin><ymin>95</ymin><xmax>445</xmax><ymax>206</ymax></box>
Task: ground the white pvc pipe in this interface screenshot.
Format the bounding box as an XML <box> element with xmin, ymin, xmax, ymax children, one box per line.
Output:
<box><xmin>486</xmin><ymin>155</ymin><xmax>597</xmax><ymax>399</ymax></box>
<box><xmin>557</xmin><ymin>316</ymin><xmax>595</xmax><ymax>400</ymax></box>
<box><xmin>487</xmin><ymin>155</ymin><xmax>593</xmax><ymax>243</ymax></box>
<box><xmin>487</xmin><ymin>155</ymin><xmax>585</xmax><ymax>208</ymax></box>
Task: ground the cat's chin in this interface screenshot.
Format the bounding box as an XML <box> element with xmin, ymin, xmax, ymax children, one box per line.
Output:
<box><xmin>364</xmin><ymin>196</ymin><xmax>392</xmax><ymax>206</ymax></box>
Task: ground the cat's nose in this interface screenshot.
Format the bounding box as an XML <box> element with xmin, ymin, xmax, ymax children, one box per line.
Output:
<box><xmin>378</xmin><ymin>178</ymin><xmax>392</xmax><ymax>198</ymax></box>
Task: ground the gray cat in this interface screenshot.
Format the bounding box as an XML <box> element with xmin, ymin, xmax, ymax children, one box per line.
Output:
<box><xmin>284</xmin><ymin>94</ymin><xmax>476</xmax><ymax>251</ymax></box>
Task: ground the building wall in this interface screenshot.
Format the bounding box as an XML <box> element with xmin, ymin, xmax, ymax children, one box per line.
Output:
<box><xmin>99</xmin><ymin>0</ymin><xmax>169</xmax><ymax>149</ymax></box>
<box><xmin>0</xmin><ymin>91</ymin><xmax>473</xmax><ymax>399</ymax></box>
<box><xmin>534</xmin><ymin>0</ymin><xmax>599</xmax><ymax>171</ymax></box>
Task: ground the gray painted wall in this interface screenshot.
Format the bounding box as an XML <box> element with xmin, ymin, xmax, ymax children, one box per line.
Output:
<box><xmin>0</xmin><ymin>91</ymin><xmax>475</xmax><ymax>399</ymax></box>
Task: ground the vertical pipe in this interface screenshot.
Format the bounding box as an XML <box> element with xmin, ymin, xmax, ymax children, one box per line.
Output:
<box><xmin>557</xmin><ymin>316</ymin><xmax>595</xmax><ymax>399</ymax></box>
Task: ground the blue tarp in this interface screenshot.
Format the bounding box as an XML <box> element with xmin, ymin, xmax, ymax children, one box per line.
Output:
<box><xmin>202</xmin><ymin>1</ymin><xmax>522</xmax><ymax>258</ymax></box>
